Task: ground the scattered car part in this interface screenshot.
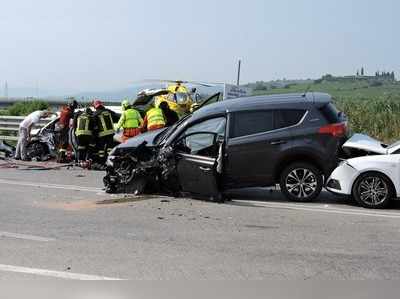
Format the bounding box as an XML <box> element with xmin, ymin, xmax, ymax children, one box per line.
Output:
<box><xmin>0</xmin><ymin>140</ymin><xmax>15</xmax><ymax>158</ymax></box>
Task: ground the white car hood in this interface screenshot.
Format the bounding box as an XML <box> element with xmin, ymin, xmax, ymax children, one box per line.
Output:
<box><xmin>343</xmin><ymin>134</ymin><xmax>388</xmax><ymax>155</ymax></box>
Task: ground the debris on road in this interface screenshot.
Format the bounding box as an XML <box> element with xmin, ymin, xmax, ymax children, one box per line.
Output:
<box><xmin>0</xmin><ymin>140</ymin><xmax>15</xmax><ymax>158</ymax></box>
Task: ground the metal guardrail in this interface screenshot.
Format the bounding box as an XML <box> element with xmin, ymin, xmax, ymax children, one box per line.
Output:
<box><xmin>0</xmin><ymin>116</ymin><xmax>51</xmax><ymax>141</ymax></box>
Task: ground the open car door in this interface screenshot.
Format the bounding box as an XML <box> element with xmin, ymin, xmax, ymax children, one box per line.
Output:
<box><xmin>175</xmin><ymin>132</ymin><xmax>223</xmax><ymax>200</ymax></box>
<box><xmin>191</xmin><ymin>92</ymin><xmax>222</xmax><ymax>112</ymax></box>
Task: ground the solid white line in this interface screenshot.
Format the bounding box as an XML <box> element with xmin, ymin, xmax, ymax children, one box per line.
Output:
<box><xmin>0</xmin><ymin>231</ymin><xmax>55</xmax><ymax>242</ymax></box>
<box><xmin>0</xmin><ymin>264</ymin><xmax>123</xmax><ymax>280</ymax></box>
<box><xmin>235</xmin><ymin>200</ymin><xmax>400</xmax><ymax>219</ymax></box>
<box><xmin>0</xmin><ymin>178</ymin><xmax>102</xmax><ymax>193</ymax></box>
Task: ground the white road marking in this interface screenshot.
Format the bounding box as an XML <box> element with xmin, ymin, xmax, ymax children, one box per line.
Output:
<box><xmin>0</xmin><ymin>231</ymin><xmax>55</xmax><ymax>242</ymax></box>
<box><xmin>0</xmin><ymin>264</ymin><xmax>123</xmax><ymax>280</ymax></box>
<box><xmin>235</xmin><ymin>200</ymin><xmax>400</xmax><ymax>219</ymax></box>
<box><xmin>0</xmin><ymin>179</ymin><xmax>102</xmax><ymax>193</ymax></box>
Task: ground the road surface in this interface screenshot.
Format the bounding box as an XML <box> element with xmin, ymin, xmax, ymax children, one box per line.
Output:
<box><xmin>1</xmin><ymin>165</ymin><xmax>400</xmax><ymax>279</ymax></box>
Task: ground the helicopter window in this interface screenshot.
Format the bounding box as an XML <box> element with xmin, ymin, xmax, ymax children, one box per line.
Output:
<box><xmin>174</xmin><ymin>93</ymin><xmax>189</xmax><ymax>104</ymax></box>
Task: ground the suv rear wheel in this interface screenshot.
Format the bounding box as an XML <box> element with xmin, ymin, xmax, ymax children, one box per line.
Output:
<box><xmin>280</xmin><ymin>163</ymin><xmax>323</xmax><ymax>202</ymax></box>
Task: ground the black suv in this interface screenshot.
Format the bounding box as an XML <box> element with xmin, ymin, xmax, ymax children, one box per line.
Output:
<box><xmin>104</xmin><ymin>92</ymin><xmax>347</xmax><ymax>202</ymax></box>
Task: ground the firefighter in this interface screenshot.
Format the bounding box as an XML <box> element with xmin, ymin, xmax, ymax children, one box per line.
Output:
<box><xmin>92</xmin><ymin>100</ymin><xmax>119</xmax><ymax>164</ymax></box>
<box><xmin>159</xmin><ymin>101</ymin><xmax>179</xmax><ymax>127</ymax></box>
<box><xmin>75</xmin><ymin>107</ymin><xmax>95</xmax><ymax>164</ymax></box>
<box><xmin>141</xmin><ymin>104</ymin><xmax>166</xmax><ymax>132</ymax></box>
<box><xmin>115</xmin><ymin>100</ymin><xmax>143</xmax><ymax>143</ymax></box>
<box><xmin>57</xmin><ymin>99</ymin><xmax>78</xmax><ymax>163</ymax></box>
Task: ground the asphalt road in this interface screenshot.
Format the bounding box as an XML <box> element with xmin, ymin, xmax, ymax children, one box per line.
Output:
<box><xmin>1</xmin><ymin>164</ymin><xmax>400</xmax><ymax>280</ymax></box>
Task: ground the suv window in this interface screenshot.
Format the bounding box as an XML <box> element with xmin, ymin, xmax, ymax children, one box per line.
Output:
<box><xmin>183</xmin><ymin>133</ymin><xmax>219</xmax><ymax>156</ymax></box>
<box><xmin>185</xmin><ymin>117</ymin><xmax>226</xmax><ymax>137</ymax></box>
<box><xmin>231</xmin><ymin>111</ymin><xmax>274</xmax><ymax>138</ymax></box>
<box><xmin>320</xmin><ymin>103</ymin><xmax>341</xmax><ymax>123</ymax></box>
<box><xmin>275</xmin><ymin>109</ymin><xmax>306</xmax><ymax>129</ymax></box>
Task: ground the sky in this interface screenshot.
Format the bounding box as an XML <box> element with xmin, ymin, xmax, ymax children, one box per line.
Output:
<box><xmin>0</xmin><ymin>0</ymin><xmax>399</xmax><ymax>94</ymax></box>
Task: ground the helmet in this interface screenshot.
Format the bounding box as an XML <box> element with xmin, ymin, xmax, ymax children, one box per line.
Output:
<box><xmin>93</xmin><ymin>99</ymin><xmax>103</xmax><ymax>109</ymax></box>
<box><xmin>68</xmin><ymin>99</ymin><xmax>78</xmax><ymax>110</ymax></box>
<box><xmin>121</xmin><ymin>100</ymin><xmax>130</xmax><ymax>111</ymax></box>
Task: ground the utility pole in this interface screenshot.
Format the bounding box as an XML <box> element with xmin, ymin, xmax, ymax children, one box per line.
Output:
<box><xmin>35</xmin><ymin>81</ymin><xmax>39</xmax><ymax>98</ymax></box>
<box><xmin>4</xmin><ymin>81</ymin><xmax>8</xmax><ymax>99</ymax></box>
<box><xmin>236</xmin><ymin>59</ymin><xmax>241</xmax><ymax>86</ymax></box>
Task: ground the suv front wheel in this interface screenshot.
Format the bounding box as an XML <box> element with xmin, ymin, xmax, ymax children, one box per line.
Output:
<box><xmin>280</xmin><ymin>163</ymin><xmax>323</xmax><ymax>202</ymax></box>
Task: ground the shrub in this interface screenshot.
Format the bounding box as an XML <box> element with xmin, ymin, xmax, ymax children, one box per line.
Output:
<box><xmin>335</xmin><ymin>96</ymin><xmax>400</xmax><ymax>143</ymax></box>
<box><xmin>7</xmin><ymin>100</ymin><xmax>50</xmax><ymax>116</ymax></box>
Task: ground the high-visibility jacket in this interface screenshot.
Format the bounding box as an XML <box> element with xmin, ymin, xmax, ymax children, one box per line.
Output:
<box><xmin>116</xmin><ymin>108</ymin><xmax>142</xmax><ymax>130</ymax></box>
<box><xmin>97</xmin><ymin>110</ymin><xmax>115</xmax><ymax>137</ymax></box>
<box><xmin>76</xmin><ymin>113</ymin><xmax>93</xmax><ymax>136</ymax></box>
<box><xmin>146</xmin><ymin>107</ymin><xmax>166</xmax><ymax>129</ymax></box>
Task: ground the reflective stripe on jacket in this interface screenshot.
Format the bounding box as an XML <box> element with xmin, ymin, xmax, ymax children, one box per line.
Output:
<box><xmin>146</xmin><ymin>108</ymin><xmax>165</xmax><ymax>129</ymax></box>
<box><xmin>117</xmin><ymin>108</ymin><xmax>142</xmax><ymax>130</ymax></box>
<box><xmin>98</xmin><ymin>111</ymin><xmax>115</xmax><ymax>137</ymax></box>
<box><xmin>76</xmin><ymin>114</ymin><xmax>93</xmax><ymax>136</ymax></box>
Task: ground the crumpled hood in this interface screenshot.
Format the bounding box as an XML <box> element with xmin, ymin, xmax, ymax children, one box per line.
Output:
<box><xmin>343</xmin><ymin>134</ymin><xmax>388</xmax><ymax>155</ymax></box>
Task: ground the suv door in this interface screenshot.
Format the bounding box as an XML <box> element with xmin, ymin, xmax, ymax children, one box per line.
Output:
<box><xmin>174</xmin><ymin>117</ymin><xmax>226</xmax><ymax>199</ymax></box>
<box><xmin>223</xmin><ymin>110</ymin><xmax>294</xmax><ymax>188</ymax></box>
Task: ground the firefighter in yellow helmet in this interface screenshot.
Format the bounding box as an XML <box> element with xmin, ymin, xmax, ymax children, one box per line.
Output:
<box><xmin>141</xmin><ymin>104</ymin><xmax>166</xmax><ymax>132</ymax></box>
<box><xmin>115</xmin><ymin>100</ymin><xmax>143</xmax><ymax>142</ymax></box>
<box><xmin>92</xmin><ymin>100</ymin><xmax>119</xmax><ymax>164</ymax></box>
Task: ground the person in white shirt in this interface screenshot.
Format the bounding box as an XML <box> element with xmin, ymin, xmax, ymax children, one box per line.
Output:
<box><xmin>15</xmin><ymin>110</ymin><xmax>53</xmax><ymax>161</ymax></box>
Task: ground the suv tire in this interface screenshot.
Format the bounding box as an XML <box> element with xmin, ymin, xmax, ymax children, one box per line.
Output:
<box><xmin>280</xmin><ymin>162</ymin><xmax>323</xmax><ymax>202</ymax></box>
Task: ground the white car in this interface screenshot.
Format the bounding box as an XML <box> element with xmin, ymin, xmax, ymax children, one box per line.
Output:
<box><xmin>327</xmin><ymin>134</ymin><xmax>400</xmax><ymax>209</ymax></box>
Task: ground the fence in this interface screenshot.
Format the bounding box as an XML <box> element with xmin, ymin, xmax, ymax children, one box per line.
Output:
<box><xmin>0</xmin><ymin>116</ymin><xmax>51</xmax><ymax>141</ymax></box>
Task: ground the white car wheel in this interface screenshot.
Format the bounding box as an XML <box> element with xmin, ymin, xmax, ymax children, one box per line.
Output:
<box><xmin>353</xmin><ymin>172</ymin><xmax>393</xmax><ymax>209</ymax></box>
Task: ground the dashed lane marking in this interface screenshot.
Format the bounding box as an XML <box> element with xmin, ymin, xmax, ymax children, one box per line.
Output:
<box><xmin>0</xmin><ymin>231</ymin><xmax>55</xmax><ymax>242</ymax></box>
<box><xmin>0</xmin><ymin>264</ymin><xmax>123</xmax><ymax>280</ymax></box>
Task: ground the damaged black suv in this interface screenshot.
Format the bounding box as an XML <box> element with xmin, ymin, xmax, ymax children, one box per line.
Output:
<box><xmin>104</xmin><ymin>92</ymin><xmax>347</xmax><ymax>202</ymax></box>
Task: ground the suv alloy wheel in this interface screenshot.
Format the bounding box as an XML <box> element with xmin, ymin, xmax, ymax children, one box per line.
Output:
<box><xmin>280</xmin><ymin>162</ymin><xmax>323</xmax><ymax>202</ymax></box>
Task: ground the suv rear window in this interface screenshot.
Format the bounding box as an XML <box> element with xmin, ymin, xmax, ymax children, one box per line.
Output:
<box><xmin>320</xmin><ymin>103</ymin><xmax>341</xmax><ymax>124</ymax></box>
<box><xmin>231</xmin><ymin>111</ymin><xmax>274</xmax><ymax>138</ymax></box>
<box><xmin>275</xmin><ymin>109</ymin><xmax>306</xmax><ymax>129</ymax></box>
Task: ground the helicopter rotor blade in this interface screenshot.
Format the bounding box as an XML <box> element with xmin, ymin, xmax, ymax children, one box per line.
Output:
<box><xmin>131</xmin><ymin>79</ymin><xmax>226</xmax><ymax>87</ymax></box>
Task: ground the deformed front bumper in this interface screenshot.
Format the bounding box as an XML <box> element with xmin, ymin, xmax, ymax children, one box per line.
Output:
<box><xmin>326</xmin><ymin>161</ymin><xmax>359</xmax><ymax>195</ymax></box>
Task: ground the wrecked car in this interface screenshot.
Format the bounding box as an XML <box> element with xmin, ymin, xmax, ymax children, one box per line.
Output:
<box><xmin>327</xmin><ymin>134</ymin><xmax>400</xmax><ymax>209</ymax></box>
<box><xmin>26</xmin><ymin>116</ymin><xmax>59</xmax><ymax>161</ymax></box>
<box><xmin>104</xmin><ymin>92</ymin><xmax>348</xmax><ymax>202</ymax></box>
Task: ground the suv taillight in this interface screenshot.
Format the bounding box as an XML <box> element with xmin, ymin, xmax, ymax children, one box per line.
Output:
<box><xmin>318</xmin><ymin>122</ymin><xmax>347</xmax><ymax>137</ymax></box>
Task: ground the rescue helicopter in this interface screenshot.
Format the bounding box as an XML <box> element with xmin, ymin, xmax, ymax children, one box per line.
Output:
<box><xmin>133</xmin><ymin>80</ymin><xmax>223</xmax><ymax>116</ymax></box>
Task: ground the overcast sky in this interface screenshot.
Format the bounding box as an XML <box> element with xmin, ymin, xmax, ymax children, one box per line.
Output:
<box><xmin>0</xmin><ymin>0</ymin><xmax>399</xmax><ymax>92</ymax></box>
